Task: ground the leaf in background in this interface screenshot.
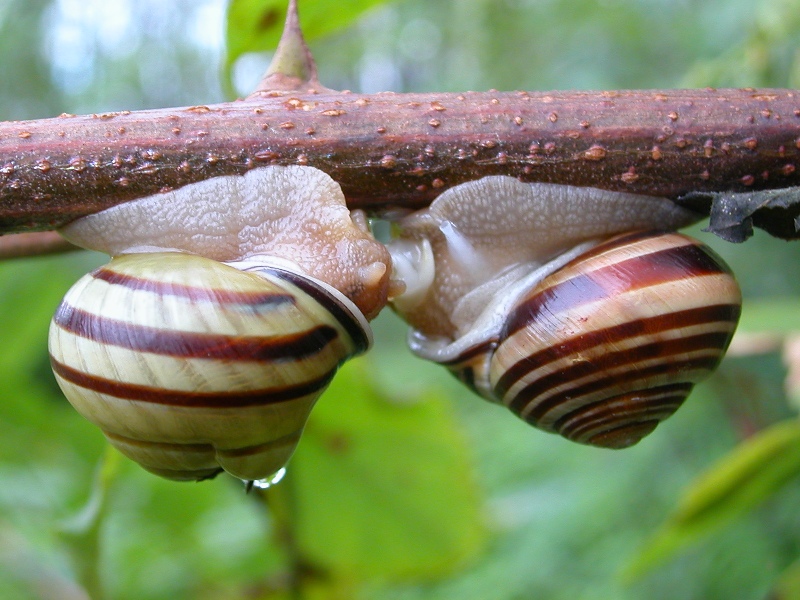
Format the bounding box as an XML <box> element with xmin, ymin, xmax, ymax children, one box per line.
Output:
<box><xmin>623</xmin><ymin>419</ymin><xmax>800</xmax><ymax>580</ymax></box>
<box><xmin>771</xmin><ymin>556</ymin><xmax>800</xmax><ymax>600</ymax></box>
<box><xmin>735</xmin><ymin>298</ymin><xmax>800</xmax><ymax>333</ymax></box>
<box><xmin>267</xmin><ymin>359</ymin><xmax>487</xmax><ymax>583</ymax></box>
<box><xmin>225</xmin><ymin>0</ymin><xmax>394</xmax><ymax>84</ymax></box>
<box><xmin>58</xmin><ymin>447</ymin><xmax>122</xmax><ymax>600</ymax></box>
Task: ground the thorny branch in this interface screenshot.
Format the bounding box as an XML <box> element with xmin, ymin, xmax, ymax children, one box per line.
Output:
<box><xmin>1</xmin><ymin>0</ymin><xmax>800</xmax><ymax>258</ymax></box>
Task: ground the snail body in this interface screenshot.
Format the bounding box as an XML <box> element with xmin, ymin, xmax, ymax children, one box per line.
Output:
<box><xmin>387</xmin><ymin>176</ymin><xmax>741</xmax><ymax>448</ymax></box>
<box><xmin>49</xmin><ymin>166</ymin><xmax>390</xmax><ymax>482</ymax></box>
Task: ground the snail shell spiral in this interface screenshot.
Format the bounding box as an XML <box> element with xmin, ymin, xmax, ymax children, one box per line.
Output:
<box><xmin>49</xmin><ymin>166</ymin><xmax>391</xmax><ymax>482</ymax></box>
<box><xmin>387</xmin><ymin>176</ymin><xmax>742</xmax><ymax>448</ymax></box>
<box><xmin>442</xmin><ymin>231</ymin><xmax>741</xmax><ymax>448</ymax></box>
<box><xmin>49</xmin><ymin>253</ymin><xmax>371</xmax><ymax>481</ymax></box>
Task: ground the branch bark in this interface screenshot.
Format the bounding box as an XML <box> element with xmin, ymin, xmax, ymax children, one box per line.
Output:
<box><xmin>1</xmin><ymin>87</ymin><xmax>799</xmax><ymax>237</ymax></box>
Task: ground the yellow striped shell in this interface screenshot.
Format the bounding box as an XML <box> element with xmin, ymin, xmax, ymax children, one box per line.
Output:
<box><xmin>387</xmin><ymin>176</ymin><xmax>742</xmax><ymax>448</ymax></box>
<box><xmin>49</xmin><ymin>253</ymin><xmax>370</xmax><ymax>481</ymax></box>
<box><xmin>49</xmin><ymin>166</ymin><xmax>391</xmax><ymax>482</ymax></box>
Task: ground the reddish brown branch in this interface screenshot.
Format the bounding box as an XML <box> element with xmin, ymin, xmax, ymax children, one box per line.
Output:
<box><xmin>0</xmin><ymin>231</ymin><xmax>77</xmax><ymax>258</ymax></box>
<box><xmin>1</xmin><ymin>87</ymin><xmax>799</xmax><ymax>236</ymax></box>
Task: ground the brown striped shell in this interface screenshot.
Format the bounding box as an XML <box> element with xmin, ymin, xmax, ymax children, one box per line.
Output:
<box><xmin>387</xmin><ymin>176</ymin><xmax>742</xmax><ymax>449</ymax></box>
<box><xmin>49</xmin><ymin>252</ymin><xmax>371</xmax><ymax>481</ymax></box>
<box><xmin>439</xmin><ymin>231</ymin><xmax>741</xmax><ymax>448</ymax></box>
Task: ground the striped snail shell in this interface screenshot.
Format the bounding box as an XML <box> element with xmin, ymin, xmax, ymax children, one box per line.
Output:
<box><xmin>387</xmin><ymin>176</ymin><xmax>741</xmax><ymax>449</ymax></box>
<box><xmin>49</xmin><ymin>166</ymin><xmax>391</xmax><ymax>482</ymax></box>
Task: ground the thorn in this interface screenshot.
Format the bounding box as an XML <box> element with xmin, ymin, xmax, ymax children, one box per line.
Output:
<box><xmin>249</xmin><ymin>0</ymin><xmax>334</xmax><ymax>96</ymax></box>
<box><xmin>244</xmin><ymin>479</ymin><xmax>255</xmax><ymax>493</ymax></box>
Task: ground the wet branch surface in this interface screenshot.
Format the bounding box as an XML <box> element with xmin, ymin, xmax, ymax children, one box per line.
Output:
<box><xmin>1</xmin><ymin>87</ymin><xmax>800</xmax><ymax>237</ymax></box>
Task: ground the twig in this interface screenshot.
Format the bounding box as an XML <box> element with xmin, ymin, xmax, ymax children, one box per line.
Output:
<box><xmin>1</xmin><ymin>1</ymin><xmax>799</xmax><ymax>241</ymax></box>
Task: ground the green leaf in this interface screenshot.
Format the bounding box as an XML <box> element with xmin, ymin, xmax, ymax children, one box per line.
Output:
<box><xmin>736</xmin><ymin>298</ymin><xmax>800</xmax><ymax>333</ymax></box>
<box><xmin>771</xmin><ymin>556</ymin><xmax>800</xmax><ymax>600</ymax></box>
<box><xmin>268</xmin><ymin>359</ymin><xmax>487</xmax><ymax>582</ymax></box>
<box><xmin>225</xmin><ymin>0</ymin><xmax>393</xmax><ymax>81</ymax></box>
<box><xmin>58</xmin><ymin>447</ymin><xmax>123</xmax><ymax>600</ymax></box>
<box><xmin>623</xmin><ymin>419</ymin><xmax>800</xmax><ymax>580</ymax></box>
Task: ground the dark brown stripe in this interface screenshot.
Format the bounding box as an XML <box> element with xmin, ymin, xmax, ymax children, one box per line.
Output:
<box><xmin>262</xmin><ymin>267</ymin><xmax>371</xmax><ymax>355</ymax></box>
<box><xmin>53</xmin><ymin>303</ymin><xmax>339</xmax><ymax>361</ymax></box>
<box><xmin>440</xmin><ymin>340</ymin><xmax>496</xmax><ymax>367</ymax></box>
<box><xmin>495</xmin><ymin>304</ymin><xmax>739</xmax><ymax>398</ymax></box>
<box><xmin>218</xmin><ymin>430</ymin><xmax>303</xmax><ymax>458</ymax></box>
<box><xmin>557</xmin><ymin>384</ymin><xmax>691</xmax><ymax>438</ymax></box>
<box><xmin>509</xmin><ymin>331</ymin><xmax>729</xmax><ymax>410</ymax></box>
<box><xmin>501</xmin><ymin>330</ymin><xmax>731</xmax><ymax>410</ymax></box>
<box><xmin>104</xmin><ymin>431</ymin><xmax>214</xmax><ymax>453</ymax></box>
<box><xmin>515</xmin><ymin>355</ymin><xmax>720</xmax><ymax>422</ymax></box>
<box><xmin>105</xmin><ymin>428</ymin><xmax>302</xmax><ymax>458</ymax></box>
<box><xmin>50</xmin><ymin>357</ymin><xmax>335</xmax><ymax>407</ymax></box>
<box><xmin>569</xmin><ymin>230</ymin><xmax>667</xmax><ymax>264</ymax></box>
<box><xmin>585</xmin><ymin>420</ymin><xmax>660</xmax><ymax>449</ymax></box>
<box><xmin>93</xmin><ymin>266</ymin><xmax>296</xmax><ymax>307</ymax></box>
<box><xmin>504</xmin><ymin>240</ymin><xmax>731</xmax><ymax>338</ymax></box>
<box><xmin>142</xmin><ymin>466</ymin><xmax>223</xmax><ymax>481</ymax></box>
<box><xmin>568</xmin><ymin>401</ymin><xmax>683</xmax><ymax>443</ymax></box>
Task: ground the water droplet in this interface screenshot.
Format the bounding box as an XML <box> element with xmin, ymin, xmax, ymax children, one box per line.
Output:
<box><xmin>246</xmin><ymin>468</ymin><xmax>287</xmax><ymax>492</ymax></box>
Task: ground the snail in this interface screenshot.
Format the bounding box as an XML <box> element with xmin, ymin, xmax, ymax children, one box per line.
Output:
<box><xmin>48</xmin><ymin>166</ymin><xmax>392</xmax><ymax>483</ymax></box>
<box><xmin>386</xmin><ymin>176</ymin><xmax>741</xmax><ymax>449</ymax></box>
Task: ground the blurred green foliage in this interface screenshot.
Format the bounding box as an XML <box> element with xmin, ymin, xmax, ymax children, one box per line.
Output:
<box><xmin>1</xmin><ymin>0</ymin><xmax>800</xmax><ymax>599</ymax></box>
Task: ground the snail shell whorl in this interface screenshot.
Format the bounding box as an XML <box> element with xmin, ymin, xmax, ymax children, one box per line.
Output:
<box><xmin>48</xmin><ymin>252</ymin><xmax>370</xmax><ymax>481</ymax></box>
<box><xmin>447</xmin><ymin>231</ymin><xmax>741</xmax><ymax>449</ymax></box>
